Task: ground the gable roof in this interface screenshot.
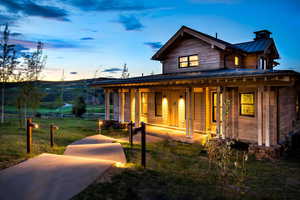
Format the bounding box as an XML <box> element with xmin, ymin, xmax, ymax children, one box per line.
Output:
<box><xmin>152</xmin><ymin>26</ymin><xmax>279</xmax><ymax>60</ymax></box>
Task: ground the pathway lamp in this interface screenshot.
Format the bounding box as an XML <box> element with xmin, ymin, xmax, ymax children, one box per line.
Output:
<box><xmin>26</xmin><ymin>118</ymin><xmax>39</xmax><ymax>154</ymax></box>
<box><xmin>50</xmin><ymin>124</ymin><xmax>59</xmax><ymax>147</ymax></box>
<box><xmin>98</xmin><ymin>119</ymin><xmax>103</xmax><ymax>134</ymax></box>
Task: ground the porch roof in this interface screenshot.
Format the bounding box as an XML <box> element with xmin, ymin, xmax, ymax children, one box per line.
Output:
<box><xmin>90</xmin><ymin>69</ymin><xmax>299</xmax><ymax>88</ymax></box>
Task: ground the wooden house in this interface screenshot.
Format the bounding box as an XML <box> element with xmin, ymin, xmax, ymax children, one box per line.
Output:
<box><xmin>92</xmin><ymin>26</ymin><xmax>300</xmax><ymax>150</ymax></box>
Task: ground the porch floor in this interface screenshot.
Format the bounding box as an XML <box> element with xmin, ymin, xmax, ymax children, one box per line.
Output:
<box><xmin>145</xmin><ymin>124</ymin><xmax>209</xmax><ymax>144</ymax></box>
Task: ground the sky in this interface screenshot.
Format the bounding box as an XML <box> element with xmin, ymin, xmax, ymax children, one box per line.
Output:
<box><xmin>0</xmin><ymin>0</ymin><xmax>299</xmax><ymax>81</ymax></box>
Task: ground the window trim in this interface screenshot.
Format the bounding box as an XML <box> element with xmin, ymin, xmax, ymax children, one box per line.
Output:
<box><xmin>155</xmin><ymin>92</ymin><xmax>162</xmax><ymax>117</ymax></box>
<box><xmin>178</xmin><ymin>54</ymin><xmax>199</xmax><ymax>68</ymax></box>
<box><xmin>239</xmin><ymin>92</ymin><xmax>255</xmax><ymax>117</ymax></box>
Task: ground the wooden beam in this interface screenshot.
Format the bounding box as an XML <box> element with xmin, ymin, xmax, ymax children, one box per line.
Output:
<box><xmin>105</xmin><ymin>90</ymin><xmax>110</xmax><ymax>120</ymax></box>
<box><xmin>257</xmin><ymin>86</ymin><xmax>263</xmax><ymax>146</ymax></box>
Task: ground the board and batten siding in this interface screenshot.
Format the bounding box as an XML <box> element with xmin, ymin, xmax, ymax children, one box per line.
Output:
<box><xmin>162</xmin><ymin>38</ymin><xmax>223</xmax><ymax>74</ymax></box>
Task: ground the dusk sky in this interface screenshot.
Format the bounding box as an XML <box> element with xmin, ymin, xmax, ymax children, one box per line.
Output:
<box><xmin>1</xmin><ymin>0</ymin><xmax>299</xmax><ymax>81</ymax></box>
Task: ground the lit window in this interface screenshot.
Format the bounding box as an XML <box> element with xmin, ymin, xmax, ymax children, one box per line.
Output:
<box><xmin>179</xmin><ymin>55</ymin><xmax>199</xmax><ymax>68</ymax></box>
<box><xmin>155</xmin><ymin>92</ymin><xmax>162</xmax><ymax>116</ymax></box>
<box><xmin>141</xmin><ymin>93</ymin><xmax>148</xmax><ymax>115</ymax></box>
<box><xmin>212</xmin><ymin>92</ymin><xmax>222</xmax><ymax>122</ymax></box>
<box><xmin>234</xmin><ymin>56</ymin><xmax>239</xmax><ymax>66</ymax></box>
<box><xmin>240</xmin><ymin>93</ymin><xmax>255</xmax><ymax>117</ymax></box>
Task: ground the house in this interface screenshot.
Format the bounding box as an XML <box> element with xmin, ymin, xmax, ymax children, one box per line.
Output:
<box><xmin>92</xmin><ymin>26</ymin><xmax>300</xmax><ymax>152</ymax></box>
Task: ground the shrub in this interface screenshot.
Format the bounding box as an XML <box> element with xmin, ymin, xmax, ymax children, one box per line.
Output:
<box><xmin>72</xmin><ymin>96</ymin><xmax>86</xmax><ymax>117</ymax></box>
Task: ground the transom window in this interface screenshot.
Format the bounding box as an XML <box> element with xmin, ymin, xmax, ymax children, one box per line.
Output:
<box><xmin>179</xmin><ymin>55</ymin><xmax>199</xmax><ymax>68</ymax></box>
<box><xmin>240</xmin><ymin>93</ymin><xmax>255</xmax><ymax>117</ymax></box>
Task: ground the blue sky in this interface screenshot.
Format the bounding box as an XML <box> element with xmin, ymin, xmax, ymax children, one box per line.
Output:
<box><xmin>1</xmin><ymin>0</ymin><xmax>299</xmax><ymax>80</ymax></box>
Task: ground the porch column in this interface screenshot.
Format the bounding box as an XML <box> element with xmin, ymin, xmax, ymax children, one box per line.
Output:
<box><xmin>113</xmin><ymin>92</ymin><xmax>119</xmax><ymax>121</ymax></box>
<box><xmin>216</xmin><ymin>86</ymin><xmax>221</xmax><ymax>138</ymax></box>
<box><xmin>135</xmin><ymin>88</ymin><xmax>140</xmax><ymax>128</ymax></box>
<box><xmin>190</xmin><ymin>88</ymin><xmax>195</xmax><ymax>138</ymax></box>
<box><xmin>118</xmin><ymin>90</ymin><xmax>125</xmax><ymax>123</ymax></box>
<box><xmin>257</xmin><ymin>86</ymin><xmax>263</xmax><ymax>146</ymax></box>
<box><xmin>221</xmin><ymin>87</ymin><xmax>227</xmax><ymax>139</ymax></box>
<box><xmin>185</xmin><ymin>88</ymin><xmax>191</xmax><ymax>137</ymax></box>
<box><xmin>264</xmin><ymin>86</ymin><xmax>271</xmax><ymax>147</ymax></box>
<box><xmin>130</xmin><ymin>89</ymin><xmax>135</xmax><ymax>122</ymax></box>
<box><xmin>105</xmin><ymin>89</ymin><xmax>110</xmax><ymax>120</ymax></box>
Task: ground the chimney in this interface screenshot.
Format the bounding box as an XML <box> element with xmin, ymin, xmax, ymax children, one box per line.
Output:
<box><xmin>254</xmin><ymin>30</ymin><xmax>271</xmax><ymax>40</ymax></box>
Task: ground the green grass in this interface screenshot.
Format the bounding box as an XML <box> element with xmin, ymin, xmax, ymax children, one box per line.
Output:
<box><xmin>73</xmin><ymin>140</ymin><xmax>300</xmax><ymax>200</ymax></box>
<box><xmin>0</xmin><ymin>117</ymin><xmax>100</xmax><ymax>169</ymax></box>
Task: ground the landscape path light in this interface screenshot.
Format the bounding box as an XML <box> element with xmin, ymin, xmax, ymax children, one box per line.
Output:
<box><xmin>26</xmin><ymin>118</ymin><xmax>39</xmax><ymax>154</ymax></box>
<box><xmin>98</xmin><ymin>119</ymin><xmax>103</xmax><ymax>134</ymax></box>
<box><xmin>50</xmin><ymin>124</ymin><xmax>59</xmax><ymax>147</ymax></box>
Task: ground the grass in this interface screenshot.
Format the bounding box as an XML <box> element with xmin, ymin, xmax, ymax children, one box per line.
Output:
<box><xmin>73</xmin><ymin>139</ymin><xmax>300</xmax><ymax>200</ymax></box>
<box><xmin>0</xmin><ymin>117</ymin><xmax>100</xmax><ymax>169</ymax></box>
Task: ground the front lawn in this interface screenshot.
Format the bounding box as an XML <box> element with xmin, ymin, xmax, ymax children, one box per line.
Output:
<box><xmin>0</xmin><ymin>117</ymin><xmax>100</xmax><ymax>169</ymax></box>
<box><xmin>74</xmin><ymin>139</ymin><xmax>300</xmax><ymax>200</ymax></box>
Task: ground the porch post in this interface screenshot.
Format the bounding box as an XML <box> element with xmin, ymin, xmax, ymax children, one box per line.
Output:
<box><xmin>257</xmin><ymin>86</ymin><xmax>263</xmax><ymax>146</ymax></box>
<box><xmin>185</xmin><ymin>88</ymin><xmax>191</xmax><ymax>137</ymax></box>
<box><xmin>221</xmin><ymin>87</ymin><xmax>226</xmax><ymax>139</ymax></box>
<box><xmin>190</xmin><ymin>88</ymin><xmax>195</xmax><ymax>138</ymax></box>
<box><xmin>118</xmin><ymin>90</ymin><xmax>125</xmax><ymax>123</ymax></box>
<box><xmin>105</xmin><ymin>89</ymin><xmax>110</xmax><ymax>120</ymax></box>
<box><xmin>216</xmin><ymin>86</ymin><xmax>221</xmax><ymax>138</ymax></box>
<box><xmin>113</xmin><ymin>92</ymin><xmax>119</xmax><ymax>121</ymax></box>
<box><xmin>135</xmin><ymin>88</ymin><xmax>140</xmax><ymax>128</ymax></box>
<box><xmin>264</xmin><ymin>86</ymin><xmax>271</xmax><ymax>147</ymax></box>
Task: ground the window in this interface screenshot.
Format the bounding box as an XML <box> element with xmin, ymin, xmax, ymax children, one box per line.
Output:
<box><xmin>234</xmin><ymin>56</ymin><xmax>239</xmax><ymax>66</ymax></box>
<box><xmin>259</xmin><ymin>57</ymin><xmax>267</xmax><ymax>70</ymax></box>
<box><xmin>141</xmin><ymin>93</ymin><xmax>148</xmax><ymax>115</ymax></box>
<box><xmin>212</xmin><ymin>92</ymin><xmax>222</xmax><ymax>122</ymax></box>
<box><xmin>240</xmin><ymin>93</ymin><xmax>255</xmax><ymax>117</ymax></box>
<box><xmin>179</xmin><ymin>55</ymin><xmax>199</xmax><ymax>68</ymax></box>
<box><xmin>155</xmin><ymin>92</ymin><xmax>162</xmax><ymax>116</ymax></box>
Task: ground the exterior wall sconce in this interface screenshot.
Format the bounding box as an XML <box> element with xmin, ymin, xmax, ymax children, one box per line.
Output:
<box><xmin>180</xmin><ymin>95</ymin><xmax>183</xmax><ymax>99</ymax></box>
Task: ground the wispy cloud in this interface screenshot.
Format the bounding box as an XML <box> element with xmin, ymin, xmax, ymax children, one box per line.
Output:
<box><xmin>144</xmin><ymin>42</ymin><xmax>162</xmax><ymax>50</ymax></box>
<box><xmin>80</xmin><ymin>37</ymin><xmax>94</xmax><ymax>40</ymax></box>
<box><xmin>0</xmin><ymin>0</ymin><xmax>70</xmax><ymax>22</ymax></box>
<box><xmin>102</xmin><ymin>67</ymin><xmax>122</xmax><ymax>73</ymax></box>
<box><xmin>67</xmin><ymin>0</ymin><xmax>152</xmax><ymax>12</ymax></box>
<box><xmin>115</xmin><ymin>14</ymin><xmax>144</xmax><ymax>31</ymax></box>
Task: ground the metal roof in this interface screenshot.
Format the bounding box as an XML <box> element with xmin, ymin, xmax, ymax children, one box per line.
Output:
<box><xmin>91</xmin><ymin>69</ymin><xmax>299</xmax><ymax>87</ymax></box>
<box><xmin>232</xmin><ymin>38</ymin><xmax>273</xmax><ymax>53</ymax></box>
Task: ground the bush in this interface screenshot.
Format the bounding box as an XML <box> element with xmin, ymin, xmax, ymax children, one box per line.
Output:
<box><xmin>72</xmin><ymin>96</ymin><xmax>86</xmax><ymax>117</ymax></box>
<box><xmin>101</xmin><ymin>120</ymin><xmax>127</xmax><ymax>129</ymax></box>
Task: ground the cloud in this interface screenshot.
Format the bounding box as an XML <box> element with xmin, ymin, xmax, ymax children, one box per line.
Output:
<box><xmin>115</xmin><ymin>14</ymin><xmax>144</xmax><ymax>31</ymax></box>
<box><xmin>102</xmin><ymin>67</ymin><xmax>122</xmax><ymax>73</ymax></box>
<box><xmin>190</xmin><ymin>0</ymin><xmax>238</xmax><ymax>4</ymax></box>
<box><xmin>11</xmin><ymin>32</ymin><xmax>23</xmax><ymax>37</ymax></box>
<box><xmin>0</xmin><ymin>13</ymin><xmax>20</xmax><ymax>24</ymax></box>
<box><xmin>0</xmin><ymin>0</ymin><xmax>70</xmax><ymax>22</ymax></box>
<box><xmin>67</xmin><ymin>0</ymin><xmax>152</xmax><ymax>12</ymax></box>
<box><xmin>144</xmin><ymin>42</ymin><xmax>162</xmax><ymax>50</ymax></box>
<box><xmin>80</xmin><ymin>37</ymin><xmax>94</xmax><ymax>40</ymax></box>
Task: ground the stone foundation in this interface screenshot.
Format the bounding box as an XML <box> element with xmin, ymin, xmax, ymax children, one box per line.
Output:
<box><xmin>248</xmin><ymin>144</ymin><xmax>283</xmax><ymax>160</ymax></box>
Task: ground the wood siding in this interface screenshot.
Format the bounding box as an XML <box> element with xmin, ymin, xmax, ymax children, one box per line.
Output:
<box><xmin>162</xmin><ymin>38</ymin><xmax>223</xmax><ymax>74</ymax></box>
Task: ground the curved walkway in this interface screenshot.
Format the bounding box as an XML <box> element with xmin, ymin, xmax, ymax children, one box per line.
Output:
<box><xmin>0</xmin><ymin>134</ymin><xmax>126</xmax><ymax>200</ymax></box>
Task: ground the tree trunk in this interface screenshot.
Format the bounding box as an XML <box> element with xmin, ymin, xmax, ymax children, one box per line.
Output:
<box><xmin>1</xmin><ymin>85</ymin><xmax>5</xmax><ymax>124</ymax></box>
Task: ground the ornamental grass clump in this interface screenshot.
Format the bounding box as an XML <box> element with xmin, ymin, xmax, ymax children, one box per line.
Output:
<box><xmin>206</xmin><ymin>139</ymin><xmax>249</xmax><ymax>198</ymax></box>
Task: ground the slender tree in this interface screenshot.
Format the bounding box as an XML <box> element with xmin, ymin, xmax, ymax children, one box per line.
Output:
<box><xmin>0</xmin><ymin>24</ymin><xmax>17</xmax><ymax>124</ymax></box>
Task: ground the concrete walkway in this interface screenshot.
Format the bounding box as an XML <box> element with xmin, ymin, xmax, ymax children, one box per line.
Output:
<box><xmin>0</xmin><ymin>134</ymin><xmax>126</xmax><ymax>200</ymax></box>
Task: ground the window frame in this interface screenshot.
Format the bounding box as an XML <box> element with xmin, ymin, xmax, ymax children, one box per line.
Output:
<box><xmin>239</xmin><ymin>92</ymin><xmax>255</xmax><ymax>117</ymax></box>
<box><xmin>178</xmin><ymin>54</ymin><xmax>199</xmax><ymax>68</ymax></box>
<box><xmin>155</xmin><ymin>92</ymin><xmax>162</xmax><ymax>117</ymax></box>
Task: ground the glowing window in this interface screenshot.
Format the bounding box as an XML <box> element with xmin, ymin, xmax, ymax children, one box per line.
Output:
<box><xmin>141</xmin><ymin>93</ymin><xmax>148</xmax><ymax>115</ymax></box>
<box><xmin>212</xmin><ymin>92</ymin><xmax>222</xmax><ymax>122</ymax></box>
<box><xmin>155</xmin><ymin>92</ymin><xmax>162</xmax><ymax>116</ymax></box>
<box><xmin>179</xmin><ymin>55</ymin><xmax>199</xmax><ymax>68</ymax></box>
<box><xmin>234</xmin><ymin>56</ymin><xmax>239</xmax><ymax>66</ymax></box>
<box><xmin>240</xmin><ymin>93</ymin><xmax>255</xmax><ymax>117</ymax></box>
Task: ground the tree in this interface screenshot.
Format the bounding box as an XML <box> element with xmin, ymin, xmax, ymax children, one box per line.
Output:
<box><xmin>120</xmin><ymin>63</ymin><xmax>129</xmax><ymax>79</ymax></box>
<box><xmin>72</xmin><ymin>96</ymin><xmax>86</xmax><ymax>117</ymax></box>
<box><xmin>15</xmin><ymin>42</ymin><xmax>46</xmax><ymax>127</ymax></box>
<box><xmin>0</xmin><ymin>24</ymin><xmax>17</xmax><ymax>123</ymax></box>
